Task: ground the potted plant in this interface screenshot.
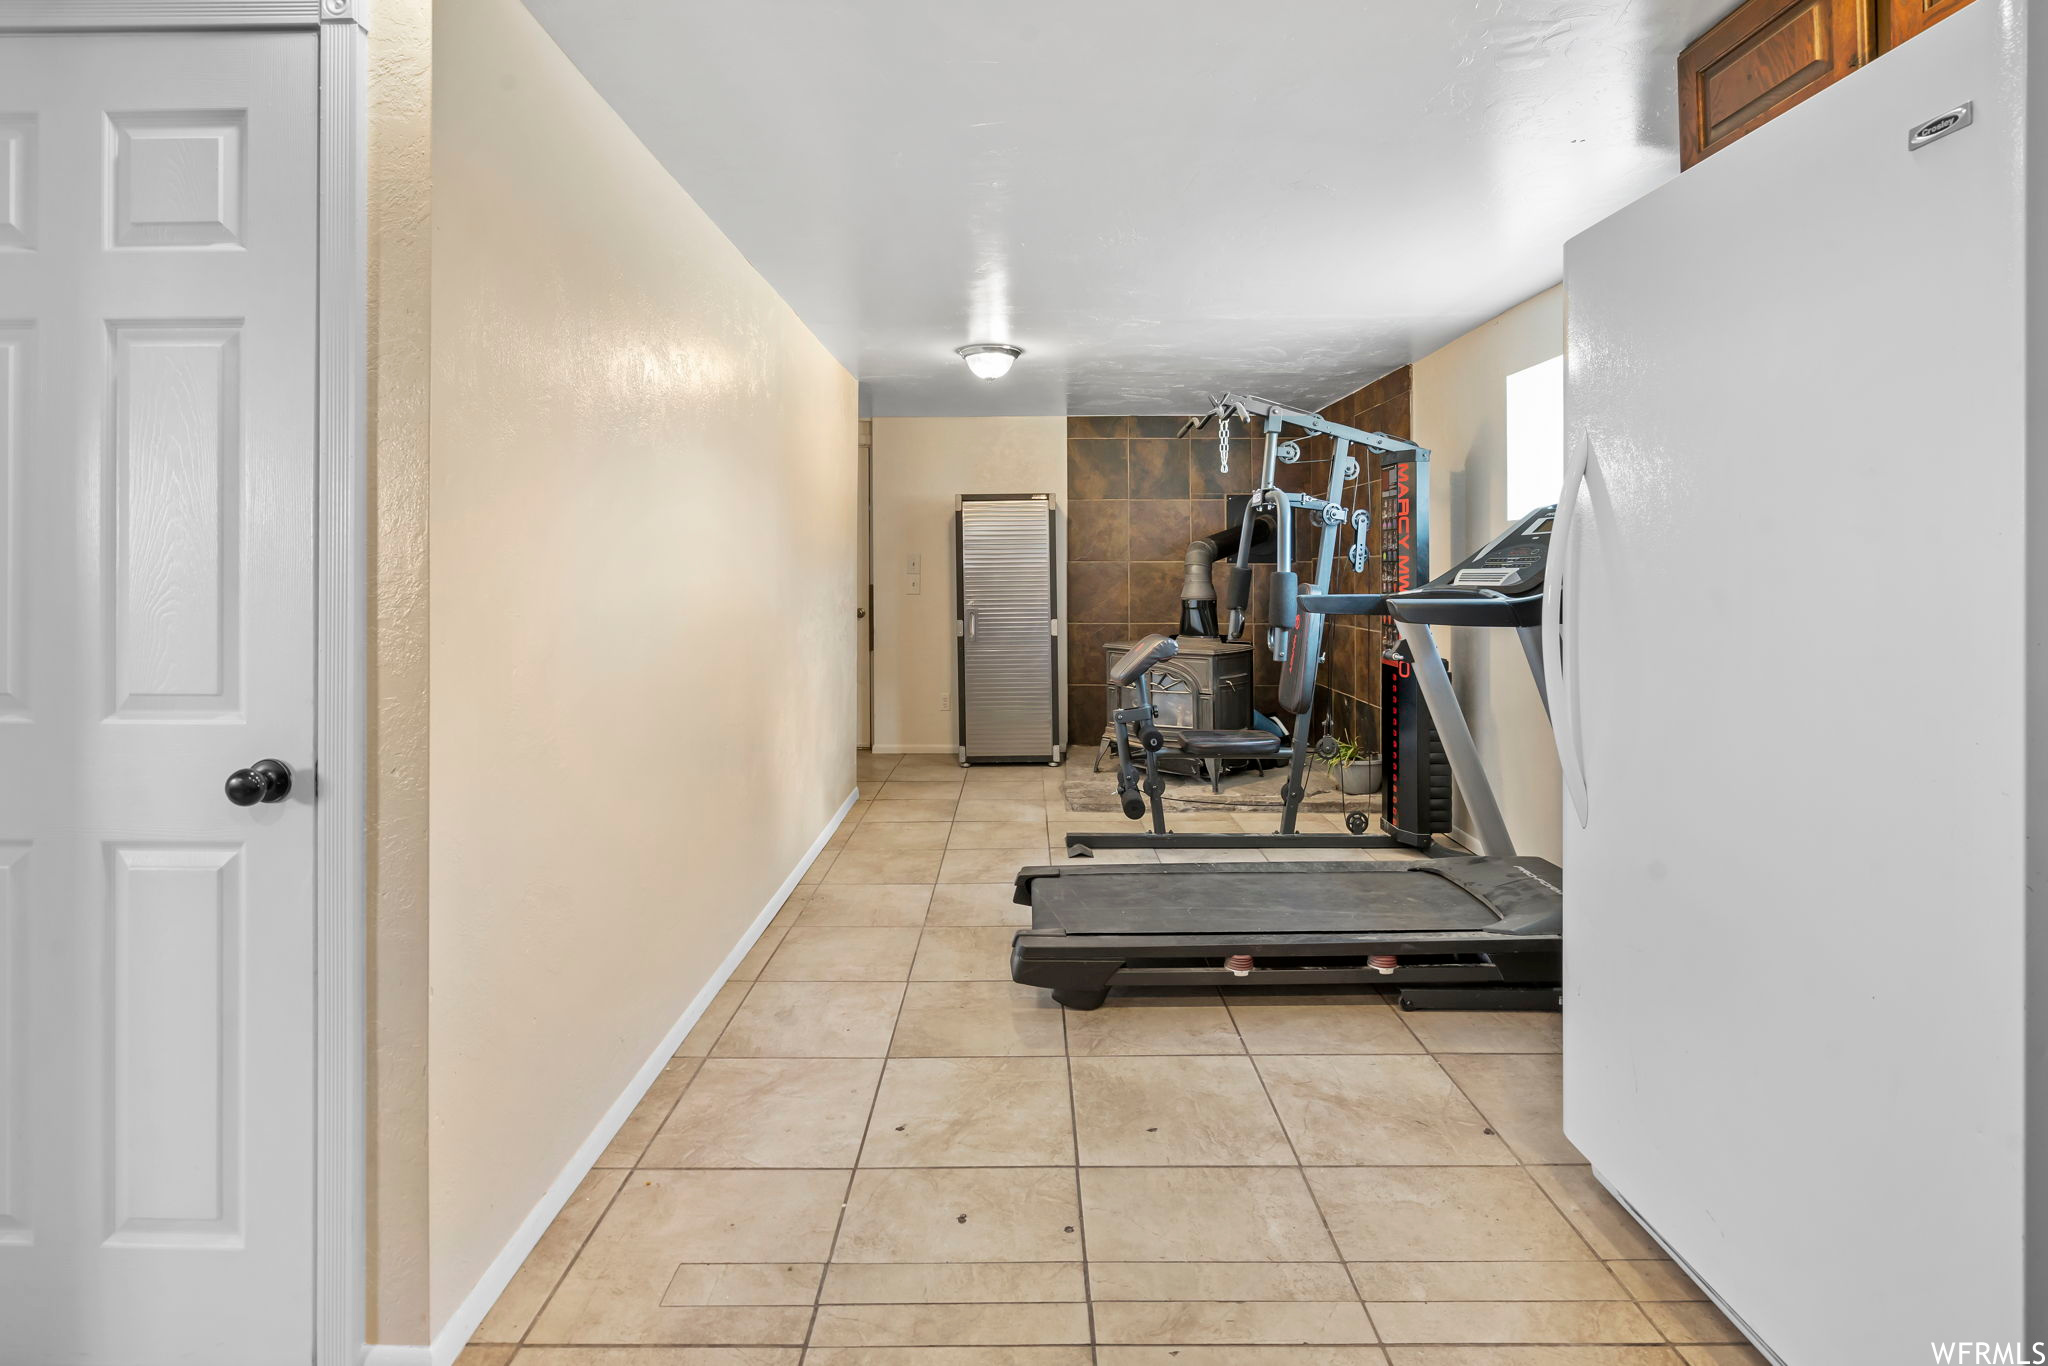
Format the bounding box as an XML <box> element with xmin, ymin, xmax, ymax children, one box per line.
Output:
<box><xmin>1319</xmin><ymin>734</ymin><xmax>1383</xmax><ymax>796</ymax></box>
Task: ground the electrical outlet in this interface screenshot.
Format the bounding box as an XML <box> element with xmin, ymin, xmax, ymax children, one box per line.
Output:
<box><xmin>906</xmin><ymin>574</ymin><xmax>921</xmax><ymax>595</ymax></box>
<box><xmin>938</xmin><ymin>693</ymin><xmax>950</xmax><ymax>712</ymax></box>
<box><xmin>907</xmin><ymin>553</ymin><xmax>922</xmax><ymax>576</ymax></box>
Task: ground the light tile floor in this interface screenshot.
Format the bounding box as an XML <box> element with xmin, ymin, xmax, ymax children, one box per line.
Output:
<box><xmin>460</xmin><ymin>752</ymin><xmax>1763</xmax><ymax>1366</ymax></box>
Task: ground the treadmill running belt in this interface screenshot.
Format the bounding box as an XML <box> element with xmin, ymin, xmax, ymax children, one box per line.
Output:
<box><xmin>1027</xmin><ymin>863</ymin><xmax>1504</xmax><ymax>936</ymax></box>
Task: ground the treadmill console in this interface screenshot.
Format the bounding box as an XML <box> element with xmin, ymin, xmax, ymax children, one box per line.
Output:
<box><xmin>1386</xmin><ymin>504</ymin><xmax>1555</xmax><ymax>630</ymax></box>
<box><xmin>1431</xmin><ymin>505</ymin><xmax>1554</xmax><ymax>597</ymax></box>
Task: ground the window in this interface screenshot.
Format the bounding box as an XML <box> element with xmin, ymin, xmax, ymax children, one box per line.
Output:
<box><xmin>1505</xmin><ymin>353</ymin><xmax>1564</xmax><ymax>518</ymax></box>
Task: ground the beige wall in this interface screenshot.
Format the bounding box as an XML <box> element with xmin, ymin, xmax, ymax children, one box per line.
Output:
<box><xmin>1412</xmin><ymin>285</ymin><xmax>1565</xmax><ymax>861</ymax></box>
<box><xmin>424</xmin><ymin>0</ymin><xmax>858</xmax><ymax>1336</ymax></box>
<box><xmin>870</xmin><ymin>418</ymin><xmax>1067</xmax><ymax>753</ymax></box>
<box><xmin>366</xmin><ymin>0</ymin><xmax>433</xmax><ymax>1343</ymax></box>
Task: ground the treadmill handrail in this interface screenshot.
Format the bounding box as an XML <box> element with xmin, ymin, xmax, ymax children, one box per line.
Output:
<box><xmin>1386</xmin><ymin>588</ymin><xmax>1544</xmax><ymax>627</ymax></box>
<box><xmin>1297</xmin><ymin>593</ymin><xmax>1388</xmax><ymax>617</ymax></box>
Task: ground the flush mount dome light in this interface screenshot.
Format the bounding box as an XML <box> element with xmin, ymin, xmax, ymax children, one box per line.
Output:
<box><xmin>957</xmin><ymin>343</ymin><xmax>1022</xmax><ymax>380</ymax></box>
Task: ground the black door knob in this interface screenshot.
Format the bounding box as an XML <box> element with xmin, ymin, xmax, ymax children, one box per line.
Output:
<box><xmin>225</xmin><ymin>759</ymin><xmax>293</xmax><ymax>807</ymax></box>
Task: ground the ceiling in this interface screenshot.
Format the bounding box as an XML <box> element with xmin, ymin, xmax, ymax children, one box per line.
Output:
<box><xmin>522</xmin><ymin>0</ymin><xmax>1727</xmax><ymax>417</ymax></box>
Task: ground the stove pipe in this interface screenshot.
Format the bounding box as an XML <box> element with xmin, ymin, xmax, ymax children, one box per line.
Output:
<box><xmin>1179</xmin><ymin>523</ymin><xmax>1243</xmax><ymax>639</ymax></box>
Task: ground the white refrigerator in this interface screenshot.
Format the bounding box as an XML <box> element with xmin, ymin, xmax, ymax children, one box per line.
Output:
<box><xmin>1555</xmin><ymin>3</ymin><xmax>2041</xmax><ymax>1360</ymax></box>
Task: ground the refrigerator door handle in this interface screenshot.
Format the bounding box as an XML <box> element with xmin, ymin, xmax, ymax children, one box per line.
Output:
<box><xmin>1545</xmin><ymin>434</ymin><xmax>1592</xmax><ymax>826</ymax></box>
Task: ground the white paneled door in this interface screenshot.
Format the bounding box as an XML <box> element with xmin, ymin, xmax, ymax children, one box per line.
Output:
<box><xmin>0</xmin><ymin>31</ymin><xmax>320</xmax><ymax>1365</ymax></box>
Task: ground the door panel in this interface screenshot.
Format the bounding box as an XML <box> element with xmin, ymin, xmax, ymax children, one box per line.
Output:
<box><xmin>109</xmin><ymin>323</ymin><xmax>243</xmax><ymax>715</ymax></box>
<box><xmin>0</xmin><ymin>326</ymin><xmax>23</xmax><ymax>716</ymax></box>
<box><xmin>1882</xmin><ymin>0</ymin><xmax>1974</xmax><ymax>47</ymax></box>
<box><xmin>1677</xmin><ymin>0</ymin><xmax>1873</xmax><ymax>167</ymax></box>
<box><xmin>105</xmin><ymin>843</ymin><xmax>243</xmax><ymax>1247</ymax></box>
<box><xmin>0</xmin><ymin>115</ymin><xmax>33</xmax><ymax>250</ymax></box>
<box><xmin>0</xmin><ymin>31</ymin><xmax>318</xmax><ymax>1365</ymax></box>
<box><xmin>106</xmin><ymin>111</ymin><xmax>246</xmax><ymax>250</ymax></box>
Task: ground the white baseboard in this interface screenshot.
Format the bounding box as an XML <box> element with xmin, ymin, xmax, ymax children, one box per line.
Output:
<box><xmin>361</xmin><ymin>1348</ymin><xmax>430</xmax><ymax>1366</ymax></box>
<box><xmin>369</xmin><ymin>786</ymin><xmax>860</xmax><ymax>1366</ymax></box>
<box><xmin>870</xmin><ymin>742</ymin><xmax>956</xmax><ymax>755</ymax></box>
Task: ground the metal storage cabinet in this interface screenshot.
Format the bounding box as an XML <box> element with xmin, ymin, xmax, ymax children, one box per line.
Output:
<box><xmin>954</xmin><ymin>494</ymin><xmax>1062</xmax><ymax>765</ymax></box>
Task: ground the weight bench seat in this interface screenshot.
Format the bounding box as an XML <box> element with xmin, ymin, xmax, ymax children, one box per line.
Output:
<box><xmin>1173</xmin><ymin>728</ymin><xmax>1283</xmax><ymax>758</ymax></box>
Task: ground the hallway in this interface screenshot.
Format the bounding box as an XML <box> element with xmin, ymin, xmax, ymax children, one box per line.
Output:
<box><xmin>456</xmin><ymin>754</ymin><xmax>1752</xmax><ymax>1364</ymax></box>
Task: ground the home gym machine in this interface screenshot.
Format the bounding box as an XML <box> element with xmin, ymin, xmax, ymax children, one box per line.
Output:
<box><xmin>1012</xmin><ymin>503</ymin><xmax>1565</xmax><ymax>1011</ymax></box>
<box><xmin>1068</xmin><ymin>393</ymin><xmax>1433</xmax><ymax>855</ymax></box>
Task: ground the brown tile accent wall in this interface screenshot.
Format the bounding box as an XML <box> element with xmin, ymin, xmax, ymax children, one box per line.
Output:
<box><xmin>1064</xmin><ymin>418</ymin><xmax>1256</xmax><ymax>748</ymax></box>
<box><xmin>1064</xmin><ymin>368</ymin><xmax>1411</xmax><ymax>755</ymax></box>
<box><xmin>1305</xmin><ymin>366</ymin><xmax>1414</xmax><ymax>757</ymax></box>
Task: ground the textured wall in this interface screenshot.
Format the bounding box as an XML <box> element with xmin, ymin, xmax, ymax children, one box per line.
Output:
<box><xmin>366</xmin><ymin>0</ymin><xmax>433</xmax><ymax>1343</ymax></box>
<box><xmin>427</xmin><ymin>0</ymin><xmax>857</xmax><ymax>1333</ymax></box>
<box><xmin>869</xmin><ymin>417</ymin><xmax>1067</xmax><ymax>754</ymax></box>
<box><xmin>1413</xmin><ymin>288</ymin><xmax>1566</xmax><ymax>860</ymax></box>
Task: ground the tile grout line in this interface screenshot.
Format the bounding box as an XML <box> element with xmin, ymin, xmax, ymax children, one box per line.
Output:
<box><xmin>505</xmin><ymin>836</ymin><xmax>861</xmax><ymax>1349</ymax></box>
<box><xmin>1049</xmin><ymin>879</ymin><xmax>1103</xmax><ymax>1366</ymax></box>
<box><xmin>1513</xmin><ymin>1116</ymin><xmax>1628</xmax><ymax>1290</ymax></box>
<box><xmin>495</xmin><ymin>760</ymin><xmax>925</xmax><ymax>1358</ymax></box>
<box><xmin>799</xmin><ymin>838</ymin><xmax>933</xmax><ymax>1354</ymax></box>
<box><xmin>505</xmin><ymin>757</ymin><xmax>1664</xmax><ymax>1360</ymax></box>
<box><xmin>1416</xmin><ymin>1025</ymin><xmax>1650</xmax><ymax>1348</ymax></box>
<box><xmin>505</xmin><ymin>993</ymin><xmax>744</xmax><ymax>1351</ymax></box>
<box><xmin>1057</xmin><ymin>994</ymin><xmax>1099</xmax><ymax>1364</ymax></box>
<box><xmin>1238</xmin><ymin>1021</ymin><xmax>1384</xmax><ymax>1352</ymax></box>
<box><xmin>504</xmin><ymin>1161</ymin><xmax>635</xmax><ymax>1351</ymax></box>
<box><xmin>1428</xmin><ymin>1047</ymin><xmax>1550</xmax><ymax>1171</ymax></box>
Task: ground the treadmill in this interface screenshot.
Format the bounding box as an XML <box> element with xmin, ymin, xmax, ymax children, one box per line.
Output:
<box><xmin>1010</xmin><ymin>504</ymin><xmax>1564</xmax><ymax>1011</ymax></box>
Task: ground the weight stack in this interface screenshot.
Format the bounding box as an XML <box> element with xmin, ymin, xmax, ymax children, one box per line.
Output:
<box><xmin>1379</xmin><ymin>650</ymin><xmax>1452</xmax><ymax>848</ymax></box>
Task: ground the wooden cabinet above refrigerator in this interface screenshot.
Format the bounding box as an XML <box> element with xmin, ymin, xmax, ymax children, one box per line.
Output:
<box><xmin>1677</xmin><ymin>0</ymin><xmax>1975</xmax><ymax>167</ymax></box>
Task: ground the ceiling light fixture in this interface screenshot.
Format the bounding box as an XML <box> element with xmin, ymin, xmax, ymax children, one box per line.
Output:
<box><xmin>957</xmin><ymin>343</ymin><xmax>1022</xmax><ymax>380</ymax></box>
